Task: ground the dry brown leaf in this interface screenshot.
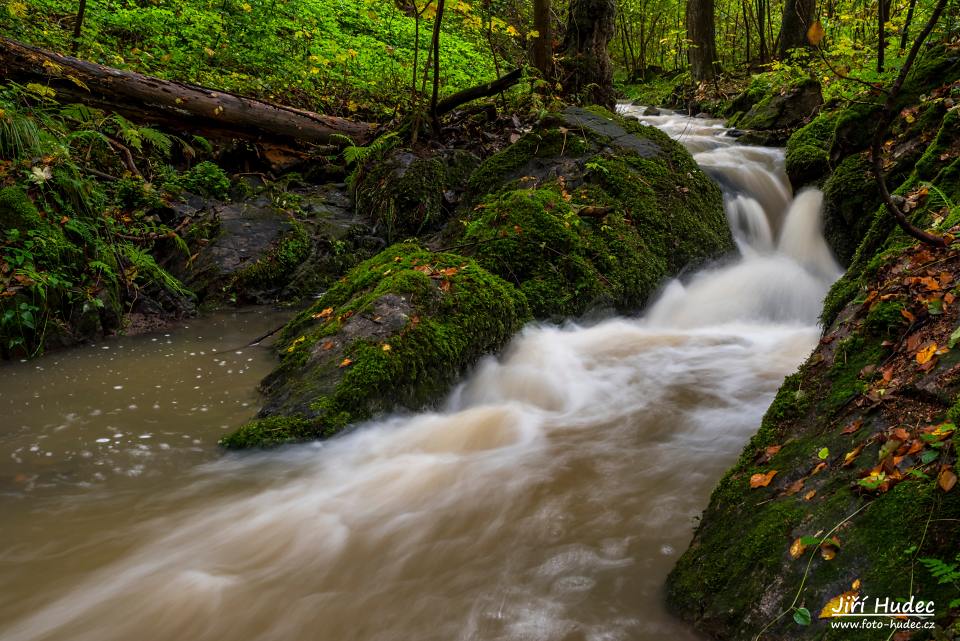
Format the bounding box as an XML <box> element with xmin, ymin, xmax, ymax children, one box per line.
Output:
<box><xmin>312</xmin><ymin>307</ymin><xmax>334</xmax><ymax>320</ymax></box>
<box><xmin>901</xmin><ymin>308</ymin><xmax>916</xmax><ymax>323</ymax></box>
<box><xmin>785</xmin><ymin>479</ymin><xmax>805</xmax><ymax>496</ymax></box>
<box><xmin>939</xmin><ymin>467</ymin><xmax>957</xmax><ymax>492</ymax></box>
<box><xmin>749</xmin><ymin>470</ymin><xmax>778</xmax><ymax>488</ymax></box>
<box><xmin>807</xmin><ymin>20</ymin><xmax>825</xmax><ymax>46</ymax></box>
<box><xmin>803</xmin><ymin>490</ymin><xmax>817</xmax><ymax>501</ymax></box>
<box><xmin>841</xmin><ymin>419</ymin><xmax>863</xmax><ymax>435</ymax></box>
<box><xmin>321</xmin><ymin>340</ymin><xmax>335</xmax><ymax>351</ymax></box>
<box><xmin>843</xmin><ymin>443</ymin><xmax>865</xmax><ymax>467</ymax></box>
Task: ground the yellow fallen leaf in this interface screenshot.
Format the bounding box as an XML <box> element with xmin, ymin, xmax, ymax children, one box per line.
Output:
<box><xmin>852</xmin><ymin>579</ymin><xmax>861</xmax><ymax>590</ymax></box>
<box><xmin>381</xmin><ymin>344</ymin><xmax>391</xmax><ymax>351</ymax></box>
<box><xmin>820</xmin><ymin>591</ymin><xmax>859</xmax><ymax>618</ymax></box>
<box><xmin>917</xmin><ymin>342</ymin><xmax>938</xmax><ymax>364</ymax></box>
<box><xmin>338</xmin><ymin>358</ymin><xmax>353</xmax><ymax>368</ymax></box>
<box><xmin>803</xmin><ymin>490</ymin><xmax>817</xmax><ymax>501</ymax></box>
<box><xmin>749</xmin><ymin>470</ymin><xmax>777</xmax><ymax>488</ymax></box>
<box><xmin>789</xmin><ymin>537</ymin><xmax>806</xmax><ymax>559</ymax></box>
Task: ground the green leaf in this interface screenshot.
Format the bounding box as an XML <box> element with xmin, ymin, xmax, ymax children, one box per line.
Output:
<box><xmin>948</xmin><ymin>325</ymin><xmax>960</xmax><ymax>348</ymax></box>
<box><xmin>920</xmin><ymin>450</ymin><xmax>940</xmax><ymax>464</ymax></box>
<box><xmin>799</xmin><ymin>535</ymin><xmax>822</xmax><ymax>546</ymax></box>
<box><xmin>818</xmin><ymin>447</ymin><xmax>829</xmax><ymax>460</ymax></box>
<box><xmin>793</xmin><ymin>607</ymin><xmax>812</xmax><ymax>626</ymax></box>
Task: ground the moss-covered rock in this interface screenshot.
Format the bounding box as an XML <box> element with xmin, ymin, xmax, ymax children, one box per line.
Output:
<box><xmin>785</xmin><ymin>110</ymin><xmax>838</xmax><ymax>188</ymax></box>
<box><xmin>0</xmin><ymin>186</ymin><xmax>44</xmax><ymax>232</ymax></box>
<box><xmin>821</xmin><ymin>154</ymin><xmax>879</xmax><ymax>265</ymax></box>
<box><xmin>463</xmin><ymin>188</ymin><xmax>666</xmax><ymax>318</ymax></box>
<box><xmin>457</xmin><ymin>106</ymin><xmax>732</xmax><ymax>319</ymax></box>
<box><xmin>738</xmin><ymin>78</ymin><xmax>823</xmax><ymax>135</ymax></box>
<box><xmin>220</xmin><ymin>242</ymin><xmax>530</xmax><ymax>447</ymax></box>
<box><xmin>354</xmin><ymin>148</ymin><xmax>480</xmax><ymax>242</ymax></box>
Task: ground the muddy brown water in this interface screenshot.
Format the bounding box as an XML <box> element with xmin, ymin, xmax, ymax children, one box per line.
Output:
<box><xmin>0</xmin><ymin>109</ymin><xmax>839</xmax><ymax>641</ymax></box>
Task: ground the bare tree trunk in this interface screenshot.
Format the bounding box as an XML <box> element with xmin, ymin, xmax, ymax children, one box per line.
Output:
<box><xmin>0</xmin><ymin>37</ymin><xmax>374</xmax><ymax>146</ymax></box>
<box><xmin>429</xmin><ymin>0</ymin><xmax>446</xmax><ymax>131</ymax></box>
<box><xmin>686</xmin><ymin>0</ymin><xmax>718</xmax><ymax>81</ymax></box>
<box><xmin>779</xmin><ymin>0</ymin><xmax>815</xmax><ymax>56</ymax></box>
<box><xmin>71</xmin><ymin>0</ymin><xmax>87</xmax><ymax>55</ymax></box>
<box><xmin>532</xmin><ymin>0</ymin><xmax>554</xmax><ymax>77</ymax></box>
<box><xmin>899</xmin><ymin>0</ymin><xmax>918</xmax><ymax>52</ymax></box>
<box><xmin>559</xmin><ymin>0</ymin><xmax>617</xmax><ymax>108</ymax></box>
<box><xmin>877</xmin><ymin>0</ymin><xmax>892</xmax><ymax>72</ymax></box>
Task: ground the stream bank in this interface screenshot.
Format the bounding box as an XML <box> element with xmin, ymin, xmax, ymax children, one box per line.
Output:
<box><xmin>666</xmin><ymin>47</ymin><xmax>960</xmax><ymax>640</ymax></box>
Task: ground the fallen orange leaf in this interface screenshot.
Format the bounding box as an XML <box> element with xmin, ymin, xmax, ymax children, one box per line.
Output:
<box><xmin>338</xmin><ymin>358</ymin><xmax>353</xmax><ymax>368</ymax></box>
<box><xmin>916</xmin><ymin>342</ymin><xmax>938</xmax><ymax>365</ymax></box>
<box><xmin>803</xmin><ymin>490</ymin><xmax>817</xmax><ymax>500</ymax></box>
<box><xmin>789</xmin><ymin>537</ymin><xmax>806</xmax><ymax>559</ymax></box>
<box><xmin>749</xmin><ymin>470</ymin><xmax>778</xmax><ymax>488</ymax></box>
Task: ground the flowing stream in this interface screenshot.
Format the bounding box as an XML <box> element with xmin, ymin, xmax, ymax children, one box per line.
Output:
<box><xmin>0</xmin><ymin>108</ymin><xmax>841</xmax><ymax>641</ymax></box>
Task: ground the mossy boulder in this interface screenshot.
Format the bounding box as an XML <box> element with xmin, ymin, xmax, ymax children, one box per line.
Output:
<box><xmin>785</xmin><ymin>110</ymin><xmax>839</xmax><ymax>188</ymax></box>
<box><xmin>737</xmin><ymin>78</ymin><xmax>823</xmax><ymax>137</ymax></box>
<box><xmin>457</xmin><ymin>106</ymin><xmax>732</xmax><ymax>319</ymax></box>
<box><xmin>463</xmin><ymin>188</ymin><xmax>666</xmax><ymax>318</ymax></box>
<box><xmin>0</xmin><ymin>186</ymin><xmax>45</xmax><ymax>232</ymax></box>
<box><xmin>820</xmin><ymin>154</ymin><xmax>879</xmax><ymax>265</ymax></box>
<box><xmin>354</xmin><ymin>148</ymin><xmax>480</xmax><ymax>242</ymax></box>
<box><xmin>220</xmin><ymin>242</ymin><xmax>530</xmax><ymax>448</ymax></box>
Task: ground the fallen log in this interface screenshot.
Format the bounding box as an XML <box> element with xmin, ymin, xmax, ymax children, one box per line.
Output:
<box><xmin>0</xmin><ymin>36</ymin><xmax>377</xmax><ymax>146</ymax></box>
<box><xmin>434</xmin><ymin>68</ymin><xmax>523</xmax><ymax>116</ymax></box>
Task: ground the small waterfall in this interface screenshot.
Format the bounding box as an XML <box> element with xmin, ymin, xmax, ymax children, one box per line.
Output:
<box><xmin>618</xmin><ymin>104</ymin><xmax>842</xmax><ymax>328</ymax></box>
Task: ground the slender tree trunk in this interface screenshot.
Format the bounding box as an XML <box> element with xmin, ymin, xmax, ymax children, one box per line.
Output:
<box><xmin>429</xmin><ymin>0</ymin><xmax>445</xmax><ymax>130</ymax></box>
<box><xmin>559</xmin><ymin>0</ymin><xmax>617</xmax><ymax>108</ymax></box>
<box><xmin>686</xmin><ymin>0</ymin><xmax>718</xmax><ymax>81</ymax></box>
<box><xmin>779</xmin><ymin>0</ymin><xmax>815</xmax><ymax>56</ymax></box>
<box><xmin>743</xmin><ymin>0</ymin><xmax>752</xmax><ymax>65</ymax></box>
<box><xmin>899</xmin><ymin>0</ymin><xmax>918</xmax><ymax>52</ymax></box>
<box><xmin>756</xmin><ymin>0</ymin><xmax>767</xmax><ymax>62</ymax></box>
<box><xmin>877</xmin><ymin>0</ymin><xmax>892</xmax><ymax>71</ymax></box>
<box><xmin>532</xmin><ymin>0</ymin><xmax>553</xmax><ymax>77</ymax></box>
<box><xmin>71</xmin><ymin>0</ymin><xmax>87</xmax><ymax>55</ymax></box>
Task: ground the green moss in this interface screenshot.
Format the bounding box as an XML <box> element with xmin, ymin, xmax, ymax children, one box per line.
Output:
<box><xmin>863</xmin><ymin>299</ymin><xmax>907</xmax><ymax>336</ymax></box>
<box><xmin>354</xmin><ymin>151</ymin><xmax>448</xmax><ymax>241</ymax></box>
<box><xmin>785</xmin><ymin>111</ymin><xmax>838</xmax><ymax>187</ymax></box>
<box><xmin>462</xmin><ymin>187</ymin><xmax>663</xmax><ymax>319</ymax></box>
<box><xmin>916</xmin><ymin>109</ymin><xmax>960</xmax><ymax>181</ymax></box>
<box><xmin>165</xmin><ymin>161</ymin><xmax>231</xmax><ymax>199</ymax></box>
<box><xmin>824</xmin><ymin>335</ymin><xmax>884</xmax><ymax>413</ymax></box>
<box><xmin>231</xmin><ymin>220</ymin><xmax>311</xmax><ymax>295</ymax></box>
<box><xmin>0</xmin><ymin>186</ymin><xmax>44</xmax><ymax>231</ymax></box>
<box><xmin>466</xmin><ymin>128</ymin><xmax>591</xmax><ymax>200</ymax></box>
<box><xmin>822</xmin><ymin>154</ymin><xmax>880</xmax><ymax>264</ymax></box>
<box><xmin>221</xmin><ymin>242</ymin><xmax>531</xmax><ymax>448</ymax></box>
